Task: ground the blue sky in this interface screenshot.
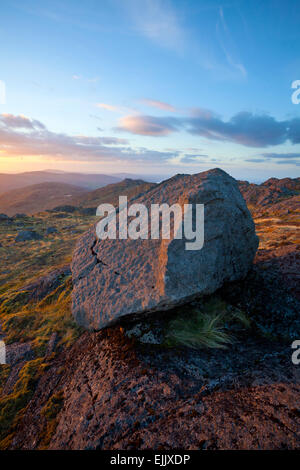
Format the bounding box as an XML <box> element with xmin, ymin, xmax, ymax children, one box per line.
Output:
<box><xmin>0</xmin><ymin>0</ymin><xmax>300</xmax><ymax>181</ymax></box>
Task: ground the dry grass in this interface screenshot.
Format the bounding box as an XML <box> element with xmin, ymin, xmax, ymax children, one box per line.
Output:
<box><xmin>0</xmin><ymin>212</ymin><xmax>94</xmax><ymax>448</ymax></box>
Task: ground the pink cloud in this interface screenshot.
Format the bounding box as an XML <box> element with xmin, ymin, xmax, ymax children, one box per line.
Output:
<box><xmin>141</xmin><ymin>98</ymin><xmax>176</xmax><ymax>112</ymax></box>
<box><xmin>96</xmin><ymin>103</ymin><xmax>119</xmax><ymax>112</ymax></box>
<box><xmin>117</xmin><ymin>115</ymin><xmax>178</xmax><ymax>136</ymax></box>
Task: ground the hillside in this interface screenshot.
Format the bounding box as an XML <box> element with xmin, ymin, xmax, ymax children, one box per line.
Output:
<box><xmin>71</xmin><ymin>178</ymin><xmax>156</xmax><ymax>210</ymax></box>
<box><xmin>0</xmin><ymin>183</ymin><xmax>88</xmax><ymax>216</ymax></box>
<box><xmin>0</xmin><ymin>179</ymin><xmax>156</xmax><ymax>216</ymax></box>
<box><xmin>0</xmin><ymin>170</ymin><xmax>121</xmax><ymax>193</ymax></box>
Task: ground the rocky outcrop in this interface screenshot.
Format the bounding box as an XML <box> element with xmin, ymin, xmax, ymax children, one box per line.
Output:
<box><xmin>71</xmin><ymin>168</ymin><xmax>258</xmax><ymax>330</ymax></box>
<box><xmin>9</xmin><ymin>323</ymin><xmax>300</xmax><ymax>450</ymax></box>
<box><xmin>238</xmin><ymin>177</ymin><xmax>300</xmax><ymax>210</ymax></box>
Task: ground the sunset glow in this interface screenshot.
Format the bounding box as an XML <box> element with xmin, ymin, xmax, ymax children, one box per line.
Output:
<box><xmin>0</xmin><ymin>0</ymin><xmax>299</xmax><ymax>180</ymax></box>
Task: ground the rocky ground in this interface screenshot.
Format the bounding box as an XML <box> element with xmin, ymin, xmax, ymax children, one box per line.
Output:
<box><xmin>8</xmin><ymin>311</ymin><xmax>300</xmax><ymax>449</ymax></box>
<box><xmin>6</xmin><ymin>248</ymin><xmax>300</xmax><ymax>450</ymax></box>
<box><xmin>0</xmin><ymin>175</ymin><xmax>299</xmax><ymax>450</ymax></box>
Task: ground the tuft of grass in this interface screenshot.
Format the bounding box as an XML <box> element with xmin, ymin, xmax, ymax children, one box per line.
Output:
<box><xmin>166</xmin><ymin>311</ymin><xmax>233</xmax><ymax>349</ymax></box>
<box><xmin>229</xmin><ymin>309</ymin><xmax>251</xmax><ymax>329</ymax></box>
<box><xmin>41</xmin><ymin>390</ymin><xmax>64</xmax><ymax>420</ymax></box>
<box><xmin>165</xmin><ymin>297</ymin><xmax>250</xmax><ymax>350</ymax></box>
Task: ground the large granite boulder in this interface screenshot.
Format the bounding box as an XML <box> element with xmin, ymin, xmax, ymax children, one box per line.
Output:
<box><xmin>71</xmin><ymin>168</ymin><xmax>258</xmax><ymax>330</ymax></box>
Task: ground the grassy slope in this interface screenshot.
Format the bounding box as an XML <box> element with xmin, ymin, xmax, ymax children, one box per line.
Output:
<box><xmin>0</xmin><ymin>211</ymin><xmax>93</xmax><ymax>446</ymax></box>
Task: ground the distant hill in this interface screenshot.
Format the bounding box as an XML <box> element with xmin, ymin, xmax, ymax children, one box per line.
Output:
<box><xmin>111</xmin><ymin>173</ymin><xmax>167</xmax><ymax>183</ymax></box>
<box><xmin>71</xmin><ymin>178</ymin><xmax>156</xmax><ymax>210</ymax></box>
<box><xmin>238</xmin><ymin>177</ymin><xmax>300</xmax><ymax>215</ymax></box>
<box><xmin>0</xmin><ymin>182</ymin><xmax>88</xmax><ymax>216</ymax></box>
<box><xmin>0</xmin><ymin>179</ymin><xmax>156</xmax><ymax>216</ymax></box>
<box><xmin>0</xmin><ymin>170</ymin><xmax>121</xmax><ymax>193</ymax></box>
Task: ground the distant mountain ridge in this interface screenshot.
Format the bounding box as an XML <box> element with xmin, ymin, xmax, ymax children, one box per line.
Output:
<box><xmin>0</xmin><ymin>182</ymin><xmax>88</xmax><ymax>216</ymax></box>
<box><xmin>0</xmin><ymin>172</ymin><xmax>299</xmax><ymax>217</ymax></box>
<box><xmin>0</xmin><ymin>179</ymin><xmax>156</xmax><ymax>216</ymax></box>
<box><xmin>0</xmin><ymin>170</ymin><xmax>121</xmax><ymax>193</ymax></box>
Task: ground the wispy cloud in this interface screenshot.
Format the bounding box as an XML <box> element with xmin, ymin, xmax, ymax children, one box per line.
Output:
<box><xmin>95</xmin><ymin>103</ymin><xmax>120</xmax><ymax>112</ymax></box>
<box><xmin>216</xmin><ymin>6</ymin><xmax>247</xmax><ymax>78</ymax></box>
<box><xmin>140</xmin><ymin>98</ymin><xmax>176</xmax><ymax>112</ymax></box>
<box><xmin>127</xmin><ymin>0</ymin><xmax>185</xmax><ymax>52</ymax></box>
<box><xmin>246</xmin><ymin>152</ymin><xmax>300</xmax><ymax>166</ymax></box>
<box><xmin>246</xmin><ymin>158</ymin><xmax>267</xmax><ymax>163</ymax></box>
<box><xmin>180</xmin><ymin>154</ymin><xmax>209</xmax><ymax>164</ymax></box>
<box><xmin>260</xmin><ymin>152</ymin><xmax>300</xmax><ymax>159</ymax></box>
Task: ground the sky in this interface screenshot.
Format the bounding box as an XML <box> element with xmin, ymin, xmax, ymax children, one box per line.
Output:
<box><xmin>0</xmin><ymin>0</ymin><xmax>300</xmax><ymax>182</ymax></box>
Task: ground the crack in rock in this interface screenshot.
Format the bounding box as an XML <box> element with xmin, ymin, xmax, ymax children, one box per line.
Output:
<box><xmin>90</xmin><ymin>238</ymin><xmax>122</xmax><ymax>277</ymax></box>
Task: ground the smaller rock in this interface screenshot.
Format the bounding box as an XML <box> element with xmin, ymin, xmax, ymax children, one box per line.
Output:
<box><xmin>13</xmin><ymin>213</ymin><xmax>27</xmax><ymax>219</ymax></box>
<box><xmin>20</xmin><ymin>265</ymin><xmax>71</xmax><ymax>301</ymax></box>
<box><xmin>45</xmin><ymin>332</ymin><xmax>59</xmax><ymax>356</ymax></box>
<box><xmin>15</xmin><ymin>230</ymin><xmax>43</xmax><ymax>242</ymax></box>
<box><xmin>125</xmin><ymin>321</ymin><xmax>163</xmax><ymax>344</ymax></box>
<box><xmin>2</xmin><ymin>342</ymin><xmax>35</xmax><ymax>396</ymax></box>
<box><xmin>53</xmin><ymin>213</ymin><xmax>68</xmax><ymax>219</ymax></box>
<box><xmin>53</xmin><ymin>205</ymin><xmax>78</xmax><ymax>213</ymax></box>
<box><xmin>139</xmin><ymin>331</ymin><xmax>162</xmax><ymax>344</ymax></box>
<box><xmin>5</xmin><ymin>342</ymin><xmax>34</xmax><ymax>365</ymax></box>
<box><xmin>79</xmin><ymin>207</ymin><xmax>96</xmax><ymax>216</ymax></box>
<box><xmin>0</xmin><ymin>213</ymin><xmax>11</xmax><ymax>221</ymax></box>
<box><xmin>45</xmin><ymin>227</ymin><xmax>58</xmax><ymax>235</ymax></box>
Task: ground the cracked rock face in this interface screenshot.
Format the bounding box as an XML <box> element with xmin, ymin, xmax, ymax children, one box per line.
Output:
<box><xmin>71</xmin><ymin>168</ymin><xmax>258</xmax><ymax>330</ymax></box>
